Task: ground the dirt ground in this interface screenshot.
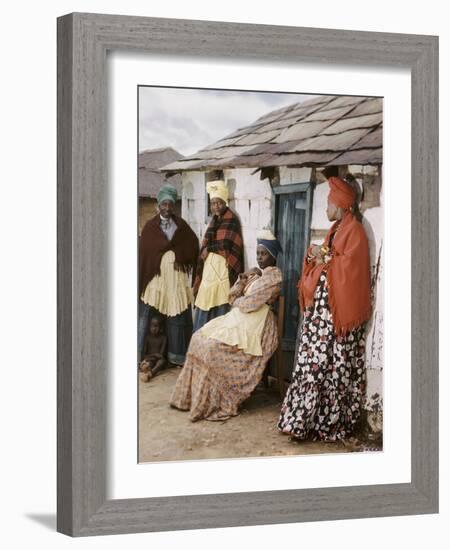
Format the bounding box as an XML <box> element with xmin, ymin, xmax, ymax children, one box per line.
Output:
<box><xmin>139</xmin><ymin>367</ymin><xmax>373</xmax><ymax>463</ymax></box>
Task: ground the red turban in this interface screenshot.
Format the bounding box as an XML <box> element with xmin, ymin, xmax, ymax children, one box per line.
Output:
<box><xmin>328</xmin><ymin>177</ymin><xmax>355</xmax><ymax>210</ymax></box>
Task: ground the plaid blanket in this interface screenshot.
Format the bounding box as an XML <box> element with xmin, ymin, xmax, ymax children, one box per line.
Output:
<box><xmin>193</xmin><ymin>207</ymin><xmax>244</xmax><ymax>296</ymax></box>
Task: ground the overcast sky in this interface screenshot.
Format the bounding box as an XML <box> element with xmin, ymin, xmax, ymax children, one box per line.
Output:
<box><xmin>138</xmin><ymin>86</ymin><xmax>316</xmax><ymax>155</ymax></box>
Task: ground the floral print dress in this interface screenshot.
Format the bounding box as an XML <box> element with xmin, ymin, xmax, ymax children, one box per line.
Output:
<box><xmin>277</xmin><ymin>270</ymin><xmax>366</xmax><ymax>441</ymax></box>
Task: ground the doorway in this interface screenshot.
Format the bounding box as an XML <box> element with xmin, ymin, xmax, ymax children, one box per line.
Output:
<box><xmin>274</xmin><ymin>182</ymin><xmax>312</xmax><ymax>380</ymax></box>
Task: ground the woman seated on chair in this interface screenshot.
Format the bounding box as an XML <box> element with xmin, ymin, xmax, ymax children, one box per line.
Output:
<box><xmin>170</xmin><ymin>230</ymin><xmax>283</xmax><ymax>422</ymax></box>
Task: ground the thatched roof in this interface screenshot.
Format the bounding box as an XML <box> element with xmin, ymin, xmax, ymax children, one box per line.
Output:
<box><xmin>139</xmin><ymin>147</ymin><xmax>183</xmax><ymax>197</ymax></box>
<box><xmin>160</xmin><ymin>95</ymin><xmax>382</xmax><ymax>173</ymax></box>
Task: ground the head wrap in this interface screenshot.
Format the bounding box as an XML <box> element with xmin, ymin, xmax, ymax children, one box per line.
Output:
<box><xmin>157</xmin><ymin>184</ymin><xmax>178</xmax><ymax>205</ymax></box>
<box><xmin>328</xmin><ymin>177</ymin><xmax>355</xmax><ymax>210</ymax></box>
<box><xmin>206</xmin><ymin>180</ymin><xmax>228</xmax><ymax>205</ymax></box>
<box><xmin>257</xmin><ymin>229</ymin><xmax>283</xmax><ymax>259</ymax></box>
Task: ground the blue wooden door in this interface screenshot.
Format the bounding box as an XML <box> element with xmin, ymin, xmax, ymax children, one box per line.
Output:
<box><xmin>274</xmin><ymin>184</ymin><xmax>312</xmax><ymax>378</ymax></box>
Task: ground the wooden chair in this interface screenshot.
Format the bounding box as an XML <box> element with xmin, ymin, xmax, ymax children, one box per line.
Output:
<box><xmin>262</xmin><ymin>294</ymin><xmax>286</xmax><ymax>398</ymax></box>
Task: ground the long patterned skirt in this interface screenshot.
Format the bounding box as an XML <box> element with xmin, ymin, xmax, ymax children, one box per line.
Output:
<box><xmin>170</xmin><ymin>311</ymin><xmax>278</xmax><ymax>421</ymax></box>
<box><xmin>277</xmin><ymin>273</ymin><xmax>366</xmax><ymax>441</ymax></box>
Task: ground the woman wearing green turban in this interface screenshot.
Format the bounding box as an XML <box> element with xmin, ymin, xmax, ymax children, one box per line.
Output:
<box><xmin>138</xmin><ymin>184</ymin><xmax>199</xmax><ymax>365</ymax></box>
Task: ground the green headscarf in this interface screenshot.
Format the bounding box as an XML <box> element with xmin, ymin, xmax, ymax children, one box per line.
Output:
<box><xmin>157</xmin><ymin>184</ymin><xmax>178</xmax><ymax>205</ymax></box>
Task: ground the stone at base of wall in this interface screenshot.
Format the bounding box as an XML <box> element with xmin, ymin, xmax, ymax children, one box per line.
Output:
<box><xmin>354</xmin><ymin>409</ymin><xmax>383</xmax><ymax>447</ymax></box>
<box><xmin>366</xmin><ymin>410</ymin><xmax>383</xmax><ymax>435</ymax></box>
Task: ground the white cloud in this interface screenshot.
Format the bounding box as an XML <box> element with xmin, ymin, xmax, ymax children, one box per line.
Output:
<box><xmin>139</xmin><ymin>86</ymin><xmax>315</xmax><ymax>155</ymax></box>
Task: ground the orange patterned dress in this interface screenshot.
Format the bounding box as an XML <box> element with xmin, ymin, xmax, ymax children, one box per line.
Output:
<box><xmin>170</xmin><ymin>266</ymin><xmax>282</xmax><ymax>421</ymax></box>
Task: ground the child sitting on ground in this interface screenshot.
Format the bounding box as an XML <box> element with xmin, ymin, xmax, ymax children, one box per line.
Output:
<box><xmin>139</xmin><ymin>315</ymin><xmax>167</xmax><ymax>382</ymax></box>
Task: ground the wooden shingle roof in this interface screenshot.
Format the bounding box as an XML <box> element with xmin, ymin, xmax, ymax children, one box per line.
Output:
<box><xmin>160</xmin><ymin>95</ymin><xmax>382</xmax><ymax>172</ymax></box>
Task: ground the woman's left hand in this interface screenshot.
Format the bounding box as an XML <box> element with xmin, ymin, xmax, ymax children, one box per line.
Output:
<box><xmin>310</xmin><ymin>245</ymin><xmax>322</xmax><ymax>257</ymax></box>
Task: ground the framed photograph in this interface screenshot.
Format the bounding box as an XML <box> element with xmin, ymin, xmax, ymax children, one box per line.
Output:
<box><xmin>57</xmin><ymin>12</ymin><xmax>438</xmax><ymax>536</ymax></box>
<box><xmin>136</xmin><ymin>85</ymin><xmax>384</xmax><ymax>464</ymax></box>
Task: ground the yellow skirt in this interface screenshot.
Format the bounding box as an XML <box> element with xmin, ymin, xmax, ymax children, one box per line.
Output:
<box><xmin>194</xmin><ymin>252</ymin><xmax>230</xmax><ymax>311</ymax></box>
<box><xmin>141</xmin><ymin>251</ymin><xmax>193</xmax><ymax>317</ymax></box>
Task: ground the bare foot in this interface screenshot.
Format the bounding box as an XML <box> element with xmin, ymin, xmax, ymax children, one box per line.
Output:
<box><xmin>139</xmin><ymin>359</ymin><xmax>150</xmax><ymax>373</ymax></box>
<box><xmin>140</xmin><ymin>371</ymin><xmax>152</xmax><ymax>383</ymax></box>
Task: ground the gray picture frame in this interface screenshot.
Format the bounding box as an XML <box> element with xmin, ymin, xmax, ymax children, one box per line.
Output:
<box><xmin>57</xmin><ymin>12</ymin><xmax>439</xmax><ymax>537</ymax></box>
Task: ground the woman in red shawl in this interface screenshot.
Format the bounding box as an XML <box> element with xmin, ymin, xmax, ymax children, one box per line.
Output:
<box><xmin>278</xmin><ymin>176</ymin><xmax>372</xmax><ymax>442</ymax></box>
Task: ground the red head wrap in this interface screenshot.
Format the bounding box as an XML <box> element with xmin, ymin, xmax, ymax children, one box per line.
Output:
<box><xmin>328</xmin><ymin>177</ymin><xmax>355</xmax><ymax>210</ymax></box>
